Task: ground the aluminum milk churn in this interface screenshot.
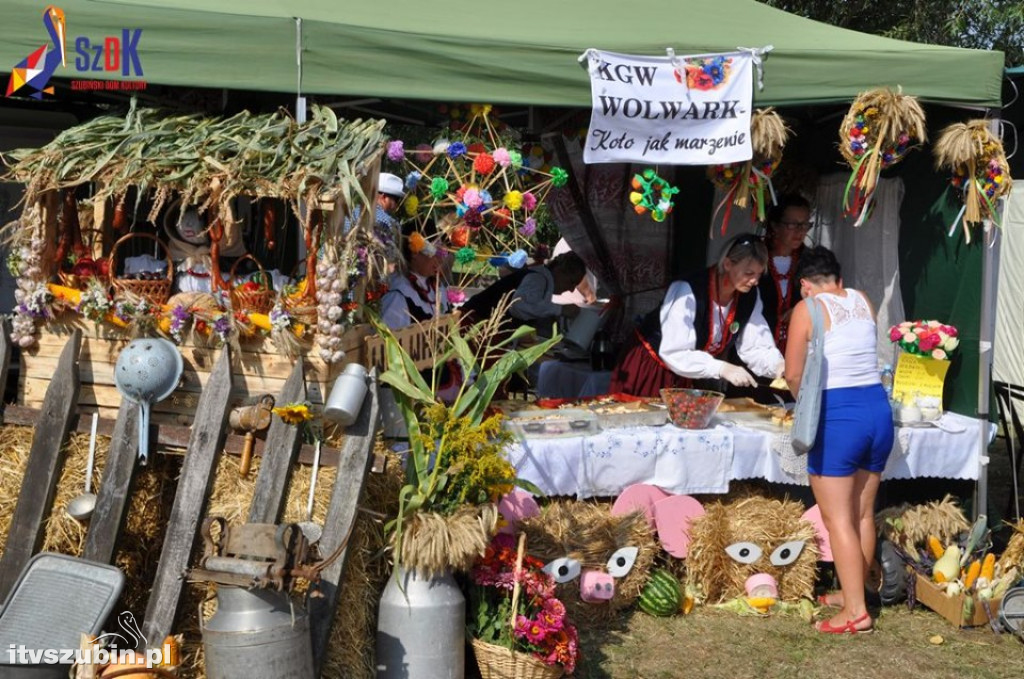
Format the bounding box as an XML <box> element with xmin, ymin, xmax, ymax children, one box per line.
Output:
<box><xmin>376</xmin><ymin>567</ymin><xmax>464</xmax><ymax>679</ymax></box>
<box><xmin>324</xmin><ymin>363</ymin><xmax>369</xmax><ymax>426</ymax></box>
<box><xmin>202</xmin><ymin>586</ymin><xmax>314</xmax><ymax>679</ymax></box>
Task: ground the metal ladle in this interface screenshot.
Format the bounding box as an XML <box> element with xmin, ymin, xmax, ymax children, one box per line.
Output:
<box><xmin>67</xmin><ymin>413</ymin><xmax>99</xmax><ymax>522</ymax></box>
<box><xmin>297</xmin><ymin>440</ymin><xmax>323</xmax><ymax>545</ymax></box>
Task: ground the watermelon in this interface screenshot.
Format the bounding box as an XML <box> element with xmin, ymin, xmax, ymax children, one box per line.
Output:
<box><xmin>638</xmin><ymin>569</ymin><xmax>682</xmax><ymax>616</ymax></box>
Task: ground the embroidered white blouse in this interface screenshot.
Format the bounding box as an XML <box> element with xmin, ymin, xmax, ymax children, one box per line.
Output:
<box><xmin>657</xmin><ymin>281</ymin><xmax>784</xmax><ymax>380</ymax></box>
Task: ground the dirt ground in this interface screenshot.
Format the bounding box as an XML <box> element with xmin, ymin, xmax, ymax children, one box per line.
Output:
<box><xmin>566</xmin><ymin>436</ymin><xmax>1024</xmax><ymax>679</ymax></box>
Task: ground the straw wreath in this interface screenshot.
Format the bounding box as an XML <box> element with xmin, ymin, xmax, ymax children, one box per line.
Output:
<box><xmin>933</xmin><ymin>119</ymin><xmax>1012</xmax><ymax>242</ymax></box>
<box><xmin>839</xmin><ymin>88</ymin><xmax>926</xmax><ymax>226</ymax></box>
<box><xmin>707</xmin><ymin>108</ymin><xmax>790</xmax><ymax>233</ymax></box>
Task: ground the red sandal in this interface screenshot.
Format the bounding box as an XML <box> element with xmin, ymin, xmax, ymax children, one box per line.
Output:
<box><xmin>816</xmin><ymin>593</ymin><xmax>841</xmax><ymax>607</ymax></box>
<box><xmin>815</xmin><ymin>612</ymin><xmax>873</xmax><ymax>634</ymax></box>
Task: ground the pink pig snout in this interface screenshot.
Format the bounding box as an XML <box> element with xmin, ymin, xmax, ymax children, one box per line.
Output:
<box><xmin>580</xmin><ymin>570</ymin><xmax>616</xmax><ymax>603</ymax></box>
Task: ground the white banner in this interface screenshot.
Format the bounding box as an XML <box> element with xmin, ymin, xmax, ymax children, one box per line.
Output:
<box><xmin>582</xmin><ymin>49</ymin><xmax>754</xmax><ymax>165</ymax></box>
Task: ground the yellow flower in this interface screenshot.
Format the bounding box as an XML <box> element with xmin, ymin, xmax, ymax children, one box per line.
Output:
<box><xmin>273</xmin><ymin>403</ymin><xmax>313</xmax><ymax>425</ymax></box>
<box><xmin>404</xmin><ymin>195</ymin><xmax>419</xmax><ymax>217</ymax></box>
<box><xmin>504</xmin><ymin>190</ymin><xmax>524</xmax><ymax>211</ymax></box>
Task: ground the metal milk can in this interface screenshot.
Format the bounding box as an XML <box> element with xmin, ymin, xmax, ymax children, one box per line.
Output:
<box><xmin>376</xmin><ymin>567</ymin><xmax>464</xmax><ymax>679</ymax></box>
<box><xmin>202</xmin><ymin>586</ymin><xmax>314</xmax><ymax>679</ymax></box>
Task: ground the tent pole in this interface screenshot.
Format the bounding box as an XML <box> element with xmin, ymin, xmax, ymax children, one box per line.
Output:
<box><xmin>295</xmin><ymin>17</ymin><xmax>307</xmax><ymax>124</ymax></box>
<box><xmin>975</xmin><ymin>115</ymin><xmax>1004</xmax><ymax>522</ymax></box>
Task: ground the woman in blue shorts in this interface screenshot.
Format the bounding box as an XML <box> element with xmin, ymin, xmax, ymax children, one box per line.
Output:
<box><xmin>784</xmin><ymin>246</ymin><xmax>893</xmax><ymax>634</ymax></box>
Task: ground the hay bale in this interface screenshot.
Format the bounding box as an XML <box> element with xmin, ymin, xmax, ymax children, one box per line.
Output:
<box><xmin>876</xmin><ymin>494</ymin><xmax>969</xmax><ymax>562</ymax></box>
<box><xmin>687</xmin><ymin>495</ymin><xmax>818</xmax><ymax>603</ymax></box>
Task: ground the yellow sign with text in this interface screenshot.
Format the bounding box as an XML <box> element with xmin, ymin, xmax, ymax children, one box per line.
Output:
<box><xmin>892</xmin><ymin>352</ymin><xmax>950</xmax><ymax>403</ymax></box>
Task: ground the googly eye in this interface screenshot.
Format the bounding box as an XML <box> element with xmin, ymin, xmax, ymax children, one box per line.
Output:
<box><xmin>769</xmin><ymin>540</ymin><xmax>806</xmax><ymax>566</ymax></box>
<box><xmin>605</xmin><ymin>547</ymin><xmax>639</xmax><ymax>578</ymax></box>
<box><xmin>542</xmin><ymin>557</ymin><xmax>582</xmax><ymax>584</ymax></box>
<box><xmin>725</xmin><ymin>542</ymin><xmax>763</xmax><ymax>565</ymax></box>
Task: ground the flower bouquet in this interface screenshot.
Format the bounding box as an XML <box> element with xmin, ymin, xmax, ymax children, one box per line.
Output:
<box><xmin>934</xmin><ymin>119</ymin><xmax>1012</xmax><ymax>243</ymax></box>
<box><xmin>469</xmin><ymin>533</ymin><xmax>579</xmax><ymax>679</ymax></box>
<box><xmin>839</xmin><ymin>88</ymin><xmax>926</xmax><ymax>225</ymax></box>
<box><xmin>372</xmin><ymin>297</ymin><xmax>559</xmax><ymax>577</ymax></box>
<box><xmin>888</xmin><ymin>320</ymin><xmax>959</xmax><ymax>361</ymax></box>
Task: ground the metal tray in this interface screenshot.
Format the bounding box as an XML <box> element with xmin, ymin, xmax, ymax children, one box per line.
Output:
<box><xmin>504</xmin><ymin>408</ymin><xmax>599</xmax><ymax>439</ymax></box>
<box><xmin>594</xmin><ymin>408</ymin><xmax>669</xmax><ymax>430</ymax></box>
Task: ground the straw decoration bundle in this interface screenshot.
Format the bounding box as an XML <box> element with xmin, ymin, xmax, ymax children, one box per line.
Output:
<box><xmin>839</xmin><ymin>88</ymin><xmax>926</xmax><ymax>226</ymax></box>
<box><xmin>708</xmin><ymin>108</ymin><xmax>790</xmax><ymax>233</ymax></box>
<box><xmin>933</xmin><ymin>119</ymin><xmax>1012</xmax><ymax>243</ymax></box>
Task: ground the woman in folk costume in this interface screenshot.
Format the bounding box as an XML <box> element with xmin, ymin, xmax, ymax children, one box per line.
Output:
<box><xmin>609</xmin><ymin>234</ymin><xmax>784</xmax><ymax>397</ymax></box>
<box><xmin>379</xmin><ymin>223</ymin><xmax>461</xmax><ymax>402</ymax></box>
<box><xmin>758</xmin><ymin>194</ymin><xmax>813</xmax><ymax>354</ymax></box>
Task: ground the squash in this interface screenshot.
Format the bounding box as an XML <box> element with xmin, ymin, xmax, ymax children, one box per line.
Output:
<box><xmin>933</xmin><ymin>544</ymin><xmax>961</xmax><ymax>583</ymax></box>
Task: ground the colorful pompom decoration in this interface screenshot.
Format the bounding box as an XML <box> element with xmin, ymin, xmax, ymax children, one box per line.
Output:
<box><xmin>507</xmin><ymin>249</ymin><xmax>528</xmax><ymax>269</ymax></box>
<box><xmin>630</xmin><ymin>169</ymin><xmax>679</xmax><ymax>222</ymax></box>
<box><xmin>504</xmin><ymin>190</ymin><xmax>524</xmax><ymax>210</ymax></box>
<box><xmin>450</xmin><ymin>225</ymin><xmax>470</xmax><ymax>247</ymax></box>
<box><xmin>493</xmin><ymin>147</ymin><xmax>512</xmax><ymax>167</ymax></box>
<box><xmin>447</xmin><ymin>288</ymin><xmax>467</xmax><ymax>305</ymax></box>
<box><xmin>509</xmin><ymin>151</ymin><xmax>523</xmax><ymax>169</ymax></box>
<box><xmin>405</xmin><ymin>171</ymin><xmax>422</xmax><ymax>191</ymax></box>
<box><xmin>463</xmin><ymin>188</ymin><xmax>483</xmax><ymax>210</ymax></box>
<box><xmin>455</xmin><ymin>247</ymin><xmax>477</xmax><ymax>265</ymax></box>
<box><xmin>473</xmin><ymin>152</ymin><xmax>496</xmax><ymax>175</ymax></box>
<box><xmin>404</xmin><ymin>195</ymin><xmax>419</xmax><ymax>217</ymax></box>
<box><xmin>430</xmin><ymin>177</ymin><xmax>450</xmax><ymax>200</ymax></box>
<box><xmin>409</xmin><ymin>232</ymin><xmax>427</xmax><ymax>254</ymax></box>
<box><xmin>492</xmin><ymin>207</ymin><xmax>512</xmax><ymax>228</ymax></box>
<box><xmin>550</xmin><ymin>167</ymin><xmax>569</xmax><ymax>188</ymax></box>
<box><xmin>519</xmin><ymin>218</ymin><xmax>537</xmax><ymax>237</ymax></box>
<box><xmin>522</xmin><ymin>191</ymin><xmax>537</xmax><ymax>211</ymax></box>
<box><xmin>447</xmin><ymin>141</ymin><xmax>468</xmax><ymax>159</ymax></box>
<box><xmin>387</xmin><ymin>140</ymin><xmax>405</xmax><ymax>162</ymax></box>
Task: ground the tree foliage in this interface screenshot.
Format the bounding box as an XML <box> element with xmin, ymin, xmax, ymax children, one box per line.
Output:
<box><xmin>762</xmin><ymin>0</ymin><xmax>1023</xmax><ymax>67</ymax></box>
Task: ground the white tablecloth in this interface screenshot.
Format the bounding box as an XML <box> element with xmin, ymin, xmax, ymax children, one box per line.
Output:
<box><xmin>505</xmin><ymin>411</ymin><xmax>993</xmax><ymax>499</ymax></box>
<box><xmin>535</xmin><ymin>360</ymin><xmax>612</xmax><ymax>399</ymax></box>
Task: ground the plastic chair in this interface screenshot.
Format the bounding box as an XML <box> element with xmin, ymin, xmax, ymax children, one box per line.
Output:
<box><xmin>0</xmin><ymin>553</ymin><xmax>125</xmax><ymax>678</ymax></box>
<box><xmin>994</xmin><ymin>381</ymin><xmax>1024</xmax><ymax>522</ymax></box>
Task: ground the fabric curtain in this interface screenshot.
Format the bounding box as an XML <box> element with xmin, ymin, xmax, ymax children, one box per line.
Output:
<box><xmin>546</xmin><ymin>136</ymin><xmax>675</xmax><ymax>341</ymax></box>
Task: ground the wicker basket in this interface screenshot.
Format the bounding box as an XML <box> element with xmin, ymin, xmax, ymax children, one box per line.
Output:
<box><xmin>108</xmin><ymin>232</ymin><xmax>173</xmax><ymax>306</ymax></box>
<box><xmin>230</xmin><ymin>253</ymin><xmax>275</xmax><ymax>314</ymax></box>
<box><xmin>471</xmin><ymin>534</ymin><xmax>564</xmax><ymax>679</ymax></box>
<box><xmin>471</xmin><ymin>639</ymin><xmax>563</xmax><ymax>679</ymax></box>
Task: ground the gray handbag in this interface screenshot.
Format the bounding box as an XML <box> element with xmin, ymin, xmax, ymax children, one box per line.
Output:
<box><xmin>791</xmin><ymin>296</ymin><xmax>825</xmax><ymax>454</ymax></box>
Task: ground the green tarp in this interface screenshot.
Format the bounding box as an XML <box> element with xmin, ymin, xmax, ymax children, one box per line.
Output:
<box><xmin>1</xmin><ymin>0</ymin><xmax>1005</xmax><ymax>108</ymax></box>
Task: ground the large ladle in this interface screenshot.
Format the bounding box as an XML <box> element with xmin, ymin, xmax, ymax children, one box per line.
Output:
<box><xmin>67</xmin><ymin>412</ymin><xmax>99</xmax><ymax>522</ymax></box>
<box><xmin>114</xmin><ymin>338</ymin><xmax>184</xmax><ymax>466</ymax></box>
<box><xmin>297</xmin><ymin>440</ymin><xmax>323</xmax><ymax>545</ymax></box>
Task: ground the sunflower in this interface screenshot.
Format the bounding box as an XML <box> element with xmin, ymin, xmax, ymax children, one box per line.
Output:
<box><xmin>273</xmin><ymin>403</ymin><xmax>313</xmax><ymax>425</ymax></box>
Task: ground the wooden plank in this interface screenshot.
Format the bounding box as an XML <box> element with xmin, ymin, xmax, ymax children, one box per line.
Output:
<box><xmin>308</xmin><ymin>371</ymin><xmax>380</xmax><ymax>677</ymax></box>
<box><xmin>0</xmin><ymin>318</ymin><xmax>11</xmax><ymax>405</ymax></box>
<box><xmin>0</xmin><ymin>405</ymin><xmax>343</xmax><ymax>468</ymax></box>
<box><xmin>248</xmin><ymin>357</ymin><xmax>307</xmax><ymax>524</ymax></box>
<box><xmin>82</xmin><ymin>401</ymin><xmax>140</xmax><ymax>564</ymax></box>
<box><xmin>0</xmin><ymin>330</ymin><xmax>82</xmax><ymax>601</ymax></box>
<box><xmin>141</xmin><ymin>347</ymin><xmax>233</xmax><ymax>649</ymax></box>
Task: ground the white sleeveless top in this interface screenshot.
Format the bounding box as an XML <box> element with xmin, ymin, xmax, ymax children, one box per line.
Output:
<box><xmin>817</xmin><ymin>289</ymin><xmax>880</xmax><ymax>389</ymax></box>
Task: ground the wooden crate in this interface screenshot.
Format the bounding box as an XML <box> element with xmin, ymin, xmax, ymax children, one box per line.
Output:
<box><xmin>364</xmin><ymin>313</ymin><xmax>459</xmax><ymax>372</ymax></box>
<box><xmin>19</xmin><ymin>323</ymin><xmax>372</xmax><ymax>426</ymax></box>
<box><xmin>914</xmin><ymin>572</ymin><xmax>1003</xmax><ymax>628</ymax></box>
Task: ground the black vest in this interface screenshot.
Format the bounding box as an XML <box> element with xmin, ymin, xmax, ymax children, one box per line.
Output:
<box><xmin>460</xmin><ymin>268</ymin><xmax>534</xmax><ymax>325</ymax></box>
<box><xmin>637</xmin><ymin>267</ymin><xmax>758</xmax><ymax>357</ymax></box>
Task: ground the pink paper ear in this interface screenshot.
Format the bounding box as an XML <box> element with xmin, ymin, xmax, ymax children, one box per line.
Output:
<box><xmin>801</xmin><ymin>504</ymin><xmax>832</xmax><ymax>562</ymax></box>
<box><xmin>651</xmin><ymin>495</ymin><xmax>705</xmax><ymax>558</ymax></box>
<box><xmin>611</xmin><ymin>484</ymin><xmax>671</xmax><ymax>528</ymax></box>
<box><xmin>498</xmin><ymin>489</ymin><xmax>540</xmax><ymax>533</ymax></box>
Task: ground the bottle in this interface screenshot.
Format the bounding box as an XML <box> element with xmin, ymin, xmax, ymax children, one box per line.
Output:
<box><xmin>880</xmin><ymin>364</ymin><xmax>894</xmax><ymax>398</ymax></box>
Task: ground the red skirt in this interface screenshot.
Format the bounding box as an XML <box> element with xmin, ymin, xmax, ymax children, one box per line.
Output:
<box><xmin>609</xmin><ymin>332</ymin><xmax>688</xmax><ymax>397</ymax></box>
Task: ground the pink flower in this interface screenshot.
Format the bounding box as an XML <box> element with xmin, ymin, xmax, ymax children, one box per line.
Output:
<box><xmin>932</xmin><ymin>349</ymin><xmax>948</xmax><ymax>360</ymax></box>
<box><xmin>889</xmin><ymin>327</ymin><xmax>902</xmax><ymax>342</ymax></box>
<box><xmin>447</xmin><ymin>288</ymin><xmax>466</xmax><ymax>305</ymax></box>
<box><xmin>522</xmin><ymin>191</ymin><xmax>538</xmax><ymax>211</ymax></box>
<box><xmin>493</xmin><ymin>147</ymin><xmax>511</xmax><ymax>167</ymax></box>
<box><xmin>463</xmin><ymin>189</ymin><xmax>483</xmax><ymax>209</ymax></box>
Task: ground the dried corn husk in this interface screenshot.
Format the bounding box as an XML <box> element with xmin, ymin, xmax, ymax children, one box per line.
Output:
<box><xmin>933</xmin><ymin>119</ymin><xmax>1012</xmax><ymax>242</ymax></box>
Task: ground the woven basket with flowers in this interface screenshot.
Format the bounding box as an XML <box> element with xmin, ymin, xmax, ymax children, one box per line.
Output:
<box><xmin>934</xmin><ymin>119</ymin><xmax>1012</xmax><ymax>243</ymax></box>
<box><xmin>839</xmin><ymin>88</ymin><xmax>926</xmax><ymax>225</ymax></box>
<box><xmin>708</xmin><ymin>108</ymin><xmax>790</xmax><ymax>233</ymax></box>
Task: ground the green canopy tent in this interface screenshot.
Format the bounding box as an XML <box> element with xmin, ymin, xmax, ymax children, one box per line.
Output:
<box><xmin>1</xmin><ymin>0</ymin><xmax>1008</xmax><ymax>515</ymax></box>
<box><xmin>0</xmin><ymin>0</ymin><xmax>1004</xmax><ymax>107</ymax></box>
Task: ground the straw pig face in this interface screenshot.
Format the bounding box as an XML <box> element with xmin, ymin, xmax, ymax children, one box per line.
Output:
<box><xmin>519</xmin><ymin>501</ymin><xmax>656</xmax><ymax>619</ymax></box>
<box><xmin>684</xmin><ymin>496</ymin><xmax>820</xmax><ymax>602</ymax></box>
